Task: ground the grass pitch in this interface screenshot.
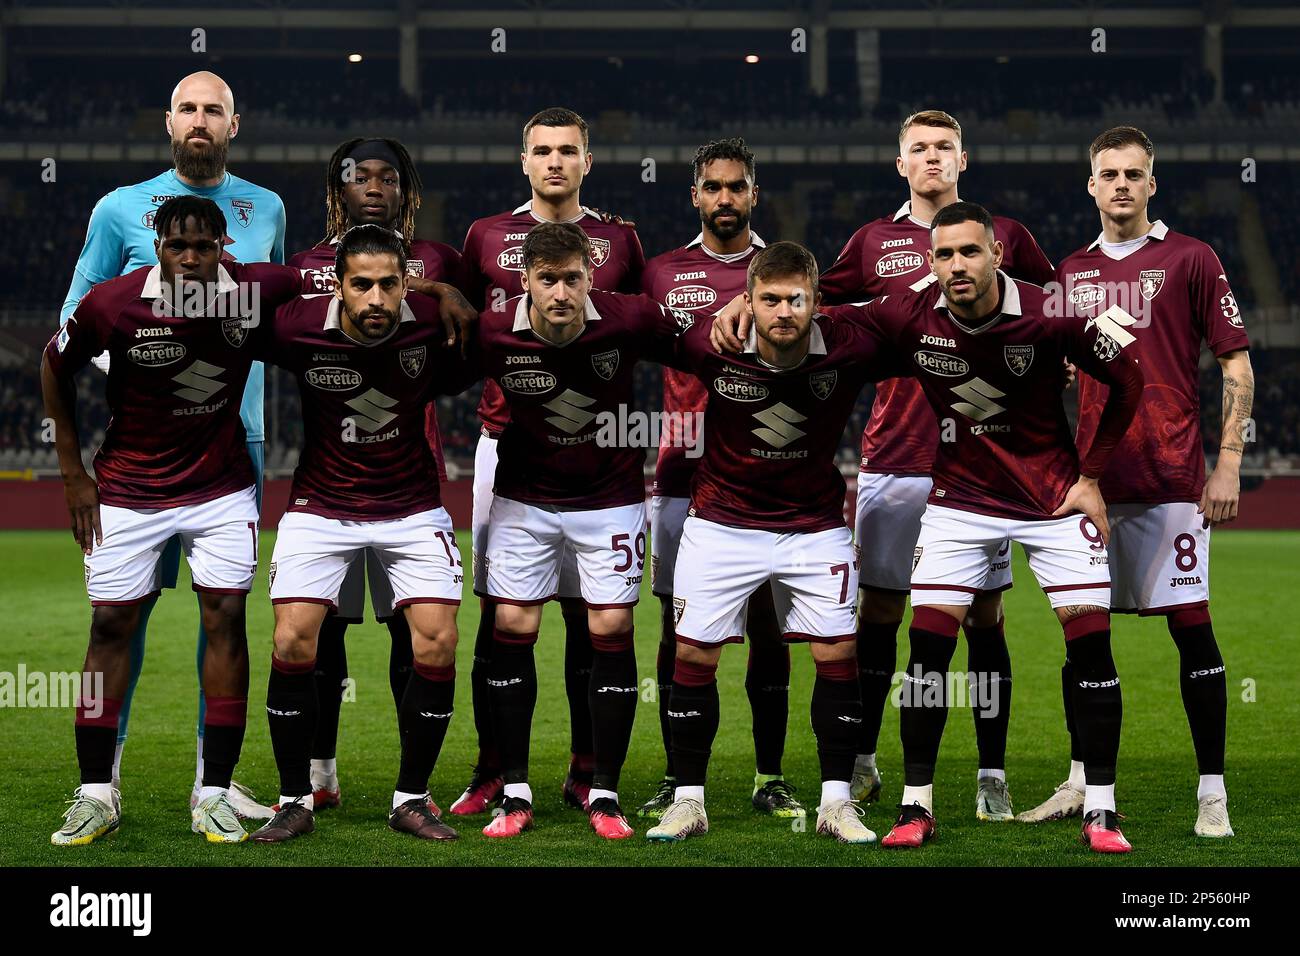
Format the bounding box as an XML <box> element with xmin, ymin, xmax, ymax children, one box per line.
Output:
<box><xmin>1</xmin><ymin>529</ymin><xmax>1296</xmax><ymax>867</ymax></box>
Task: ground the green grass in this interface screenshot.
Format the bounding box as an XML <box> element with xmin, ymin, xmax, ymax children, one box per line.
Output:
<box><xmin>1</xmin><ymin>529</ymin><xmax>1297</xmax><ymax>866</ymax></box>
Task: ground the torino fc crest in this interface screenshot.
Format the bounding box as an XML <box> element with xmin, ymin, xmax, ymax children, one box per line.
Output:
<box><xmin>1004</xmin><ymin>345</ymin><xmax>1034</xmax><ymax>377</ymax></box>
<box><xmin>592</xmin><ymin>349</ymin><xmax>620</xmax><ymax>381</ymax></box>
<box><xmin>400</xmin><ymin>346</ymin><xmax>426</xmax><ymax>378</ymax></box>
<box><xmin>221</xmin><ymin>317</ymin><xmax>248</xmax><ymax>348</ymax></box>
<box><xmin>406</xmin><ymin>259</ymin><xmax>426</xmax><ymax>278</ymax></box>
<box><xmin>1139</xmin><ymin>270</ymin><xmax>1165</xmax><ymax>301</ymax></box>
<box><xmin>231</xmin><ymin>199</ymin><xmax>254</xmax><ymax>229</ymax></box>
<box><xmin>809</xmin><ymin>370</ymin><xmax>837</xmax><ymax>400</ymax></box>
<box><xmin>588</xmin><ymin>237</ymin><xmax>611</xmax><ymax>268</ymax></box>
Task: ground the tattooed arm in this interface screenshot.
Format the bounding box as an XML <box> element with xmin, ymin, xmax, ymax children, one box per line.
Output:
<box><xmin>1200</xmin><ymin>349</ymin><xmax>1255</xmax><ymax>528</ymax></box>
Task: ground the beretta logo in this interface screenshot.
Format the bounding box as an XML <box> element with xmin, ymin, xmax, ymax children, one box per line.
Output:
<box><xmin>501</xmin><ymin>369</ymin><xmax>557</xmax><ymax>394</ymax></box>
<box><xmin>306</xmin><ymin>366</ymin><xmax>363</xmax><ymax>390</ymax></box>
<box><xmin>127</xmin><ymin>341</ymin><xmax>187</xmax><ymax>366</ymax></box>
<box><xmin>497</xmin><ymin>245</ymin><xmax>523</xmax><ymax>271</ymax></box>
<box><xmin>666</xmin><ymin>284</ymin><xmax>717</xmax><ymax>311</ymax></box>
<box><xmin>876</xmin><ymin>250</ymin><xmax>925</xmax><ymax>278</ymax></box>
<box><xmin>913</xmin><ymin>350</ymin><xmax>969</xmax><ymax>377</ymax></box>
<box><xmin>714</xmin><ymin>375</ymin><xmax>769</xmax><ymax>402</ymax></box>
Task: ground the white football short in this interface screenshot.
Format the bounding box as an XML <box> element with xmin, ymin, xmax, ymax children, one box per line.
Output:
<box><xmin>855</xmin><ymin>472</ymin><xmax>1012</xmax><ymax>595</ymax></box>
<box><xmin>672</xmin><ymin>515</ymin><xmax>858</xmax><ymax>647</ymax></box>
<box><xmin>472</xmin><ymin>431</ymin><xmax>581</xmax><ymax>600</ymax></box>
<box><xmin>333</xmin><ymin>549</ymin><xmax>398</xmax><ymax>622</ymax></box>
<box><xmin>270</xmin><ymin>507</ymin><xmax>463</xmax><ymax>610</ymax></box>
<box><xmin>910</xmin><ymin>504</ymin><xmax>1110</xmax><ymax>611</ymax></box>
<box><xmin>483</xmin><ymin>497</ymin><xmax>647</xmax><ymax>608</ymax></box>
<box><xmin>1107</xmin><ymin>501</ymin><xmax>1210</xmax><ymax>615</ymax></box>
<box><xmin>85</xmin><ymin>485</ymin><xmax>259</xmax><ymax>605</ymax></box>
<box><xmin>650</xmin><ymin>495</ymin><xmax>691</xmax><ymax>596</ymax></box>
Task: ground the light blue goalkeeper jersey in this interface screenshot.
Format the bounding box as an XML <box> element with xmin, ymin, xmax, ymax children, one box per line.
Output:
<box><xmin>59</xmin><ymin>168</ymin><xmax>286</xmax><ymax>441</ymax></box>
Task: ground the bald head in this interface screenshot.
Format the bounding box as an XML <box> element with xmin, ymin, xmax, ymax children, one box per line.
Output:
<box><xmin>166</xmin><ymin>71</ymin><xmax>239</xmax><ymax>186</ymax></box>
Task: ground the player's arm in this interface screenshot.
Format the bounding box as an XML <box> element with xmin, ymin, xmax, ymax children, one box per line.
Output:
<box><xmin>635</xmin><ymin>295</ymin><xmax>703</xmax><ymax>373</ymax></box>
<box><xmin>619</xmin><ymin>230</ymin><xmax>647</xmax><ymax>293</ymax></box>
<box><xmin>1052</xmin><ymin>316</ymin><xmax>1146</xmax><ymax>543</ymax></box>
<box><xmin>459</xmin><ymin>222</ymin><xmax>491</xmax><ymax>313</ymax></box>
<box><xmin>818</xmin><ymin>228</ymin><xmax>870</xmax><ymax>306</ymax></box>
<box><xmin>40</xmin><ymin>296</ymin><xmax>113</xmax><ymax>554</ymax></box>
<box><xmin>1006</xmin><ymin>221</ymin><xmax>1056</xmax><ymax>286</ymax></box>
<box><xmin>59</xmin><ymin>191</ymin><xmax>127</xmax><ymax>326</ymax></box>
<box><xmin>270</xmin><ymin>195</ymin><xmax>287</xmax><ymax>265</ymax></box>
<box><xmin>1200</xmin><ymin>348</ymin><xmax>1254</xmax><ymax>527</ymax></box>
<box><xmin>406</xmin><ymin>277</ymin><xmax>478</xmax><ymax>354</ymax></box>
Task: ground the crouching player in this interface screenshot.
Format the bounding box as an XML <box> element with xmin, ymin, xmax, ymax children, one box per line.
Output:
<box><xmin>251</xmin><ymin>225</ymin><xmax>480</xmax><ymax>843</ymax></box>
<box><xmin>648</xmin><ymin>241</ymin><xmax>897</xmax><ymax>845</ymax></box>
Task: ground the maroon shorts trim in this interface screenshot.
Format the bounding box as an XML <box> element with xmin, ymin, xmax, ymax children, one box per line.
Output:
<box><xmin>675</xmin><ymin>634</ymin><xmax>744</xmax><ymax>649</ymax></box>
<box><xmin>1136</xmin><ymin>599</ymin><xmax>1209</xmax><ymax>618</ymax></box>
<box><xmin>271</xmin><ymin>597</ymin><xmax>337</xmax><ymax>608</ymax></box>
<box><xmin>1042</xmin><ymin>582</ymin><xmax>1111</xmax><ymax>593</ymax></box>
<box><xmin>784</xmin><ymin>631</ymin><xmax>857</xmax><ymax>645</ymax></box>
<box><xmin>911</xmin><ymin>583</ymin><xmax>980</xmax><ymax>594</ymax></box>
<box><xmin>393</xmin><ymin>597</ymin><xmax>462</xmax><ymax>608</ymax></box>
<box><xmin>585</xmin><ymin>600</ymin><xmax>639</xmax><ymax>610</ymax></box>
<box><xmin>90</xmin><ymin>589</ymin><xmax>162</xmax><ymax>607</ymax></box>
<box><xmin>978</xmin><ymin>581</ymin><xmax>1014</xmax><ymax>595</ymax></box>
<box><xmin>191</xmin><ymin>585</ymin><xmax>251</xmax><ymax>595</ymax></box>
<box><xmin>486</xmin><ymin>594</ymin><xmax>557</xmax><ymax>607</ymax></box>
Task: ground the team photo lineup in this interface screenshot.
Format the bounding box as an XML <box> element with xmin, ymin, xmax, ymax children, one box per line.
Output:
<box><xmin>5</xmin><ymin>5</ymin><xmax>1294</xmax><ymax>885</ymax></box>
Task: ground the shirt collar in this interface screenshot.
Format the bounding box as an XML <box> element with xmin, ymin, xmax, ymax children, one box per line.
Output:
<box><xmin>892</xmin><ymin>200</ymin><xmax>913</xmax><ymax>223</ymax></box>
<box><xmin>742</xmin><ymin>316</ymin><xmax>828</xmax><ymax>363</ymax></box>
<box><xmin>513</xmin><ymin>199</ymin><xmax>594</xmax><ymax>224</ymax></box>
<box><xmin>328</xmin><ymin>229</ymin><xmax>405</xmax><ymax>246</ymax></box>
<box><xmin>1087</xmin><ymin>218</ymin><xmax>1169</xmax><ymax>252</ymax></box>
<box><xmin>512</xmin><ymin>294</ymin><xmax>603</xmax><ymax>337</ymax></box>
<box><xmin>324</xmin><ymin>296</ymin><xmax>417</xmax><ymax>345</ymax></box>
<box><xmin>141</xmin><ymin>263</ymin><xmax>238</xmax><ymax>306</ymax></box>
<box><xmin>684</xmin><ymin>232</ymin><xmax>766</xmax><ymax>261</ymax></box>
<box><xmin>933</xmin><ymin>270</ymin><xmax>1021</xmax><ymax>332</ymax></box>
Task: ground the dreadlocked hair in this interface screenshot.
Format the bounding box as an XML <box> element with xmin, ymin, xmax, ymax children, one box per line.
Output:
<box><xmin>321</xmin><ymin>137</ymin><xmax>423</xmax><ymax>245</ymax></box>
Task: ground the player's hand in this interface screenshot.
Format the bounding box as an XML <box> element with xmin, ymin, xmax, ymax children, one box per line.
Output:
<box><xmin>586</xmin><ymin>206</ymin><xmax>637</xmax><ymax>228</ymax></box>
<box><xmin>709</xmin><ymin>294</ymin><xmax>751</xmax><ymax>353</ymax></box>
<box><xmin>1052</xmin><ymin>475</ymin><xmax>1109</xmax><ymax>547</ymax></box>
<box><xmin>1198</xmin><ymin>462</ymin><xmax>1240</xmax><ymax>528</ymax></box>
<box><xmin>64</xmin><ymin>471</ymin><xmax>102</xmax><ymax>556</ymax></box>
<box><xmin>1061</xmin><ymin>359</ymin><xmax>1077</xmax><ymax>389</ymax></box>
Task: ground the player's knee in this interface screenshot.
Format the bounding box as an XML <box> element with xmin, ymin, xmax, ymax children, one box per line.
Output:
<box><xmin>412</xmin><ymin>631</ymin><xmax>457</xmax><ymax>668</ymax></box>
<box><xmin>965</xmin><ymin>592</ymin><xmax>1004</xmax><ymax>629</ymax></box>
<box><xmin>859</xmin><ymin>588</ymin><xmax>906</xmax><ymax>625</ymax></box>
<box><xmin>197</xmin><ymin>592</ymin><xmax>246</xmax><ymax>643</ymax></box>
<box><xmin>90</xmin><ymin>605</ymin><xmax>139</xmax><ymax>648</ymax></box>
<box><xmin>588</xmin><ymin>607</ymin><xmax>632</xmax><ymax>636</ymax></box>
<box><xmin>810</xmin><ymin>638</ymin><xmax>856</xmax><ymax>664</ymax></box>
<box><xmin>494</xmin><ymin>602</ymin><xmax>541</xmax><ymax>636</ymax></box>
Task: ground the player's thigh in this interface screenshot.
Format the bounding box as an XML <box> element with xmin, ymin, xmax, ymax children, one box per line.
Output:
<box><xmin>1017</xmin><ymin>512</ymin><xmax>1112</xmax><ymax>611</ymax></box>
<box><xmin>650</xmin><ymin>495</ymin><xmax>691</xmax><ymax>598</ymax></box>
<box><xmin>370</xmin><ymin>506</ymin><xmax>464</xmax><ymax>615</ymax></box>
<box><xmin>771</xmin><ymin>524</ymin><xmax>859</xmax><ymax>644</ymax></box>
<box><xmin>178</xmin><ymin>485</ymin><xmax>260</xmax><ymax>595</ymax></box>
<box><xmin>855</xmin><ymin>472</ymin><xmax>931</xmax><ymax>594</ymax></box>
<box><xmin>471</xmin><ymin>432</ymin><xmax>498</xmax><ymax>596</ymax></box>
<box><xmin>268</xmin><ymin>511</ymin><xmax>360</xmax><ymax>611</ymax></box>
<box><xmin>84</xmin><ymin>502</ymin><xmax>179</xmax><ymax>606</ymax></box>
<box><xmin>1107</xmin><ymin>502</ymin><xmax>1209</xmax><ymax>615</ymax></box>
<box><xmin>672</xmin><ymin>516</ymin><xmax>770</xmax><ymax>648</ymax></box>
<box><xmin>910</xmin><ymin>505</ymin><xmax>1007</xmax><ymax>609</ymax></box>
<box><xmin>562</xmin><ymin>501</ymin><xmax>648</xmax><ymax>609</ymax></box>
<box><xmin>483</xmin><ymin>496</ymin><xmax>564</xmax><ymax>604</ymax></box>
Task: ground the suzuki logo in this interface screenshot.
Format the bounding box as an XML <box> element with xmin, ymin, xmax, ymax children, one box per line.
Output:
<box><xmin>543</xmin><ymin>389</ymin><xmax>598</xmax><ymax>435</ymax></box>
<box><xmin>172</xmin><ymin>360</ymin><xmax>226</xmax><ymax>404</ymax></box>
<box><xmin>950</xmin><ymin>377</ymin><xmax>1007</xmax><ymax>422</ymax></box>
<box><xmin>344</xmin><ymin>388</ymin><xmax>398</xmax><ymax>433</ymax></box>
<box><xmin>752</xmin><ymin>402</ymin><xmax>807</xmax><ymax>448</ymax></box>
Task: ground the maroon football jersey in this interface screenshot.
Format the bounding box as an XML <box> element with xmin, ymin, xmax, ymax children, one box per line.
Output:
<box><xmin>462</xmin><ymin>202</ymin><xmax>646</xmax><ymax>435</ymax></box>
<box><xmin>288</xmin><ymin>238</ymin><xmax>463</xmax><ymax>482</ymax></box>
<box><xmin>674</xmin><ymin>314</ymin><xmax>893</xmax><ymax>532</ymax></box>
<box><xmin>820</xmin><ymin>201</ymin><xmax>1055</xmax><ymax>476</ymax></box>
<box><xmin>45</xmin><ymin>262</ymin><xmax>303</xmax><ymax>508</ymax></box>
<box><xmin>480</xmin><ymin>290</ymin><xmax>692</xmax><ymax>509</ymax></box>
<box><xmin>642</xmin><ymin>233</ymin><xmax>767</xmax><ymax>498</ymax></box>
<box><xmin>260</xmin><ymin>293</ymin><xmax>479</xmax><ymax>521</ymax></box>
<box><xmin>834</xmin><ymin>273</ymin><xmax>1144</xmax><ymax>520</ymax></box>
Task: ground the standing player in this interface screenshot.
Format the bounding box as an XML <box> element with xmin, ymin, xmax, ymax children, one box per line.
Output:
<box><xmin>818</xmin><ymin>110</ymin><xmax>1055</xmax><ymax>817</ymax></box>
<box><xmin>58</xmin><ymin>71</ymin><xmax>285</xmax><ymax>819</ymax></box>
<box><xmin>476</xmin><ymin>222</ymin><xmax>692</xmax><ymax>840</ymax></box>
<box><xmin>44</xmin><ymin>197</ymin><xmax>303</xmax><ymax>844</ymax></box>
<box><xmin>637</xmin><ymin>138</ymin><xmax>805</xmax><ymax>821</ymax></box>
<box><xmin>288</xmin><ymin>137</ymin><xmax>467</xmax><ymax>810</ymax></box>
<box><xmin>252</xmin><ymin>226</ymin><xmax>479</xmax><ymax>843</ymax></box>
<box><xmin>1019</xmin><ymin>127</ymin><xmax>1252</xmax><ymax>838</ymax></box>
<box><xmin>450</xmin><ymin>107</ymin><xmax>645</xmax><ymax>817</ymax></box>
<box><xmin>646</xmin><ymin>242</ymin><xmax>895</xmax><ymax>845</ymax></box>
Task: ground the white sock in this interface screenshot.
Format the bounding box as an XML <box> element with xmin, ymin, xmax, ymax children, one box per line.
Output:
<box><xmin>901</xmin><ymin>784</ymin><xmax>933</xmax><ymax>812</ymax></box>
<box><xmin>1198</xmin><ymin>774</ymin><xmax>1227</xmax><ymax>800</ymax></box>
<box><xmin>112</xmin><ymin>742</ymin><xmax>125</xmax><ymax>785</ymax></box>
<box><xmin>1068</xmin><ymin>760</ymin><xmax>1086</xmax><ymax>789</ymax></box>
<box><xmin>588</xmin><ymin>788</ymin><xmax>618</xmax><ymax>805</ymax></box>
<box><xmin>503</xmin><ymin>783</ymin><xmax>533</xmax><ymax>803</ymax></box>
<box><xmin>392</xmin><ymin>789</ymin><xmax>427</xmax><ymax>810</ymax></box>
<box><xmin>674</xmin><ymin>785</ymin><xmax>705</xmax><ymax>804</ymax></box>
<box><xmin>978</xmin><ymin>768</ymin><xmax>1006</xmax><ymax>783</ymax></box>
<box><xmin>281</xmin><ymin>793</ymin><xmax>314</xmax><ymax>811</ymax></box>
<box><xmin>194</xmin><ymin>736</ymin><xmax>205</xmax><ymax>788</ymax></box>
<box><xmin>856</xmin><ymin>752</ymin><xmax>876</xmax><ymax>767</ymax></box>
<box><xmin>1084</xmin><ymin>784</ymin><xmax>1115</xmax><ymax>815</ymax></box>
<box><xmin>821</xmin><ymin>780</ymin><xmax>851</xmax><ymax>805</ymax></box>
<box><xmin>197</xmin><ymin>785</ymin><xmax>227</xmax><ymax>803</ymax></box>
<box><xmin>310</xmin><ymin>758</ymin><xmax>338</xmax><ymax>784</ymax></box>
<box><xmin>82</xmin><ymin>782</ymin><xmax>115</xmax><ymax>805</ymax></box>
